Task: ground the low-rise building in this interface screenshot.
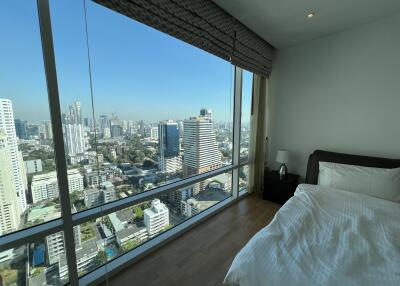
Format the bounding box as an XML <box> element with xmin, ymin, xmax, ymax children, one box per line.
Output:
<box><xmin>144</xmin><ymin>199</ymin><xmax>169</xmax><ymax>237</ymax></box>
<box><xmin>31</xmin><ymin>169</ymin><xmax>83</xmax><ymax>203</ymax></box>
<box><xmin>181</xmin><ymin>188</ymin><xmax>230</xmax><ymax>218</ymax></box>
<box><xmin>59</xmin><ymin>240</ymin><xmax>98</xmax><ymax>282</ymax></box>
<box><xmin>84</xmin><ymin>181</ymin><xmax>116</xmax><ymax>208</ymax></box>
<box><xmin>84</xmin><ymin>168</ymin><xmax>114</xmax><ymax>187</ymax></box>
<box><xmin>116</xmin><ymin>222</ymin><xmax>148</xmax><ymax>246</ymax></box>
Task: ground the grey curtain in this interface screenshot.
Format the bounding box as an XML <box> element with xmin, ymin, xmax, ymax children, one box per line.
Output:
<box><xmin>248</xmin><ymin>74</ymin><xmax>269</xmax><ymax>194</ymax></box>
<box><xmin>93</xmin><ymin>0</ymin><xmax>274</xmax><ymax>77</ymax></box>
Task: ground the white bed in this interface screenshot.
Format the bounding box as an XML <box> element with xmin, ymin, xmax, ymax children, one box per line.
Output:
<box><xmin>224</xmin><ymin>183</ymin><xmax>400</xmax><ymax>286</ymax></box>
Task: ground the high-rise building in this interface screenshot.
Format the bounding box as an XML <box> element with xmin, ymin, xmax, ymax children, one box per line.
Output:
<box><xmin>183</xmin><ymin>109</ymin><xmax>221</xmax><ymax>178</ymax></box>
<box><xmin>0</xmin><ymin>130</ymin><xmax>22</xmax><ymax>235</ymax></box>
<box><xmin>31</xmin><ymin>169</ymin><xmax>84</xmax><ymax>203</ymax></box>
<box><xmin>43</xmin><ymin>120</ymin><xmax>53</xmax><ymax>140</ymax></box>
<box><xmin>68</xmin><ymin>100</ymin><xmax>82</xmax><ymax>125</ymax></box>
<box><xmin>14</xmin><ymin>119</ymin><xmax>28</xmax><ymax>139</ymax></box>
<box><xmin>199</xmin><ymin>108</ymin><xmax>212</xmax><ymax>121</ymax></box>
<box><xmin>110</xmin><ymin>124</ymin><xmax>123</xmax><ymax>138</ymax></box>
<box><xmin>99</xmin><ymin>115</ymin><xmax>109</xmax><ymax>135</ymax></box>
<box><xmin>150</xmin><ymin>127</ymin><xmax>159</xmax><ymax>141</ymax></box>
<box><xmin>177</xmin><ymin>120</ymin><xmax>184</xmax><ymax>137</ymax></box>
<box><xmin>139</xmin><ymin>120</ymin><xmax>145</xmax><ymax>136</ymax></box>
<box><xmin>158</xmin><ymin>120</ymin><xmax>181</xmax><ymax>173</ymax></box>
<box><xmin>103</xmin><ymin>127</ymin><xmax>111</xmax><ymax>139</ymax></box>
<box><xmin>0</xmin><ymin>99</ymin><xmax>27</xmax><ymax>234</ymax></box>
<box><xmin>63</xmin><ymin>124</ymin><xmax>86</xmax><ymax>157</ymax></box>
<box><xmin>144</xmin><ymin>199</ymin><xmax>169</xmax><ymax>237</ymax></box>
<box><xmin>27</xmin><ymin>124</ymin><xmax>40</xmax><ymax>138</ymax></box>
<box><xmin>83</xmin><ymin>117</ymin><xmax>90</xmax><ymax>128</ymax></box>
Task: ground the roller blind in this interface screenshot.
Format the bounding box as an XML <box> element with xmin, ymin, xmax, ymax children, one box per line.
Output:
<box><xmin>93</xmin><ymin>0</ymin><xmax>274</xmax><ymax>77</ymax></box>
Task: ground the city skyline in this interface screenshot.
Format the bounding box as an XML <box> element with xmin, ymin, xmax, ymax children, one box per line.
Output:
<box><xmin>0</xmin><ymin>2</ymin><xmax>251</xmax><ymax>284</ymax></box>
<box><xmin>1</xmin><ymin>0</ymin><xmax>252</xmax><ymax>123</ymax></box>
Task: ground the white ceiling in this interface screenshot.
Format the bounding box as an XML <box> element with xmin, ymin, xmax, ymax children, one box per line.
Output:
<box><xmin>213</xmin><ymin>0</ymin><xmax>400</xmax><ymax>49</ymax></box>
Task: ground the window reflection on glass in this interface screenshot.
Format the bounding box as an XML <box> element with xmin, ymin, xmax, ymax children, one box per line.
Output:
<box><xmin>0</xmin><ymin>231</ymin><xmax>69</xmax><ymax>285</ymax></box>
<box><xmin>50</xmin><ymin>0</ymin><xmax>234</xmax><ymax>214</ymax></box>
<box><xmin>240</xmin><ymin>71</ymin><xmax>253</xmax><ymax>162</ymax></box>
<box><xmin>76</xmin><ymin>171</ymin><xmax>232</xmax><ymax>277</ymax></box>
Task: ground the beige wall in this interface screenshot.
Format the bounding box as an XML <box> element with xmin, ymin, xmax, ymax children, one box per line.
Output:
<box><xmin>267</xmin><ymin>13</ymin><xmax>400</xmax><ymax>179</ymax></box>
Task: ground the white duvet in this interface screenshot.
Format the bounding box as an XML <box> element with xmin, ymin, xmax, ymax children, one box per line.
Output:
<box><xmin>224</xmin><ymin>184</ymin><xmax>400</xmax><ymax>286</ymax></box>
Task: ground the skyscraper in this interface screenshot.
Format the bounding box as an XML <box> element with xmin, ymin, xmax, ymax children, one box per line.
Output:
<box><xmin>0</xmin><ymin>99</ymin><xmax>28</xmax><ymax>234</ymax></box>
<box><xmin>150</xmin><ymin>126</ymin><xmax>159</xmax><ymax>141</ymax></box>
<box><xmin>68</xmin><ymin>100</ymin><xmax>82</xmax><ymax>125</ymax></box>
<box><xmin>43</xmin><ymin>120</ymin><xmax>53</xmax><ymax>140</ymax></box>
<box><xmin>110</xmin><ymin>124</ymin><xmax>123</xmax><ymax>138</ymax></box>
<box><xmin>139</xmin><ymin>120</ymin><xmax>145</xmax><ymax>136</ymax></box>
<box><xmin>99</xmin><ymin>115</ymin><xmax>110</xmax><ymax>136</ymax></box>
<box><xmin>158</xmin><ymin>120</ymin><xmax>181</xmax><ymax>173</ymax></box>
<box><xmin>63</xmin><ymin>124</ymin><xmax>86</xmax><ymax>160</ymax></box>
<box><xmin>183</xmin><ymin>109</ymin><xmax>221</xmax><ymax>193</ymax></box>
<box><xmin>0</xmin><ymin>130</ymin><xmax>21</xmax><ymax>235</ymax></box>
<box><xmin>14</xmin><ymin>119</ymin><xmax>28</xmax><ymax>139</ymax></box>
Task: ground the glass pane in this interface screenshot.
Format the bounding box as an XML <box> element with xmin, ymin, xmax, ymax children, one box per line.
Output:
<box><xmin>0</xmin><ymin>0</ymin><xmax>61</xmax><ymax>236</ymax></box>
<box><xmin>240</xmin><ymin>71</ymin><xmax>253</xmax><ymax>162</ymax></box>
<box><xmin>75</xmin><ymin>171</ymin><xmax>232</xmax><ymax>277</ymax></box>
<box><xmin>50</xmin><ymin>1</ymin><xmax>234</xmax><ymax>213</ymax></box>
<box><xmin>239</xmin><ymin>165</ymin><xmax>249</xmax><ymax>192</ymax></box>
<box><xmin>49</xmin><ymin>1</ymin><xmax>104</xmax><ymax>213</ymax></box>
<box><xmin>0</xmin><ymin>231</ymin><xmax>69</xmax><ymax>285</ymax></box>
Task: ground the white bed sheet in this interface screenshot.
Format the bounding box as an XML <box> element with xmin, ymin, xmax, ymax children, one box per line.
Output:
<box><xmin>224</xmin><ymin>184</ymin><xmax>400</xmax><ymax>286</ymax></box>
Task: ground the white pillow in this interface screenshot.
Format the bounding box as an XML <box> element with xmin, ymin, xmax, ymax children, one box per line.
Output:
<box><xmin>318</xmin><ymin>161</ymin><xmax>400</xmax><ymax>202</ymax></box>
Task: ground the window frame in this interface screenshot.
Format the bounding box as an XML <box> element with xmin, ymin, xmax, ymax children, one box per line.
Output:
<box><xmin>0</xmin><ymin>1</ymin><xmax>251</xmax><ymax>285</ymax></box>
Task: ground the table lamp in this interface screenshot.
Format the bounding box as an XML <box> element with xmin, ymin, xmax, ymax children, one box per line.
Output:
<box><xmin>276</xmin><ymin>150</ymin><xmax>289</xmax><ymax>180</ymax></box>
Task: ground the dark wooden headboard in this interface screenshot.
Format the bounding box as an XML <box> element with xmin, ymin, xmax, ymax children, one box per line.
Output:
<box><xmin>305</xmin><ymin>150</ymin><xmax>400</xmax><ymax>185</ymax></box>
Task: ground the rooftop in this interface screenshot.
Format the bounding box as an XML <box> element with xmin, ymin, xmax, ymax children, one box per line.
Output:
<box><xmin>32</xmin><ymin>168</ymin><xmax>81</xmax><ymax>182</ymax></box>
<box><xmin>187</xmin><ymin>189</ymin><xmax>230</xmax><ymax>212</ymax></box>
<box><xmin>144</xmin><ymin>199</ymin><xmax>168</xmax><ymax>216</ymax></box>
<box><xmin>59</xmin><ymin>240</ymin><xmax>98</xmax><ymax>268</ymax></box>
<box><xmin>116</xmin><ymin>222</ymin><xmax>146</xmax><ymax>240</ymax></box>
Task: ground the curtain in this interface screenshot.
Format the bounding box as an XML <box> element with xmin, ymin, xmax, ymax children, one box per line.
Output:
<box><xmin>248</xmin><ymin>74</ymin><xmax>269</xmax><ymax>194</ymax></box>
<box><xmin>93</xmin><ymin>0</ymin><xmax>274</xmax><ymax>77</ymax></box>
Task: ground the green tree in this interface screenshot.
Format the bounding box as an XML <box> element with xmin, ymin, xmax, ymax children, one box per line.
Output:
<box><xmin>133</xmin><ymin>206</ymin><xmax>144</xmax><ymax>221</ymax></box>
<box><xmin>94</xmin><ymin>251</ymin><xmax>107</xmax><ymax>266</ymax></box>
<box><xmin>120</xmin><ymin>239</ymin><xmax>139</xmax><ymax>253</ymax></box>
<box><xmin>103</xmin><ymin>216</ymin><xmax>115</xmax><ymax>233</ymax></box>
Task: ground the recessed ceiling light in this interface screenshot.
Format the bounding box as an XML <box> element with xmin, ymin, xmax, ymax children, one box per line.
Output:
<box><xmin>307</xmin><ymin>12</ymin><xmax>315</xmax><ymax>19</ymax></box>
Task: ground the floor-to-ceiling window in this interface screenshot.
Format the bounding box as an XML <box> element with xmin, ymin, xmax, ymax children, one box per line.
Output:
<box><xmin>239</xmin><ymin>71</ymin><xmax>253</xmax><ymax>192</ymax></box>
<box><xmin>0</xmin><ymin>1</ymin><xmax>254</xmax><ymax>285</ymax></box>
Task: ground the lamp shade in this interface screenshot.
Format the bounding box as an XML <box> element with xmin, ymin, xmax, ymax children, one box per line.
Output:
<box><xmin>276</xmin><ymin>150</ymin><xmax>289</xmax><ymax>164</ymax></box>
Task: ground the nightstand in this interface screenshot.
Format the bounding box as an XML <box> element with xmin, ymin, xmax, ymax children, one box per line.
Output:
<box><xmin>263</xmin><ymin>171</ymin><xmax>299</xmax><ymax>204</ymax></box>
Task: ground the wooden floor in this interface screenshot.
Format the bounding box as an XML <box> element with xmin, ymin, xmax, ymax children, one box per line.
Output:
<box><xmin>100</xmin><ymin>194</ymin><xmax>281</xmax><ymax>286</ymax></box>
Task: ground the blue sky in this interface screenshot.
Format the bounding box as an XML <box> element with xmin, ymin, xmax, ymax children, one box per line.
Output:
<box><xmin>0</xmin><ymin>0</ymin><xmax>252</xmax><ymax>123</ymax></box>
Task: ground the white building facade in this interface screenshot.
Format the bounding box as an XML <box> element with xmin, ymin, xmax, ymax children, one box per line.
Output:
<box><xmin>0</xmin><ymin>99</ymin><xmax>28</xmax><ymax>234</ymax></box>
<box><xmin>144</xmin><ymin>199</ymin><xmax>169</xmax><ymax>237</ymax></box>
<box><xmin>31</xmin><ymin>169</ymin><xmax>84</xmax><ymax>203</ymax></box>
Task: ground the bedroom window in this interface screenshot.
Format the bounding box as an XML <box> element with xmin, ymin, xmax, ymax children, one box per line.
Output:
<box><xmin>0</xmin><ymin>0</ymin><xmax>61</xmax><ymax>236</ymax></box>
<box><xmin>240</xmin><ymin>70</ymin><xmax>253</xmax><ymax>163</ymax></box>
<box><xmin>50</xmin><ymin>0</ymin><xmax>234</xmax><ymax>213</ymax></box>
<box><xmin>0</xmin><ymin>1</ymin><xmax>252</xmax><ymax>285</ymax></box>
<box><xmin>239</xmin><ymin>70</ymin><xmax>253</xmax><ymax>192</ymax></box>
